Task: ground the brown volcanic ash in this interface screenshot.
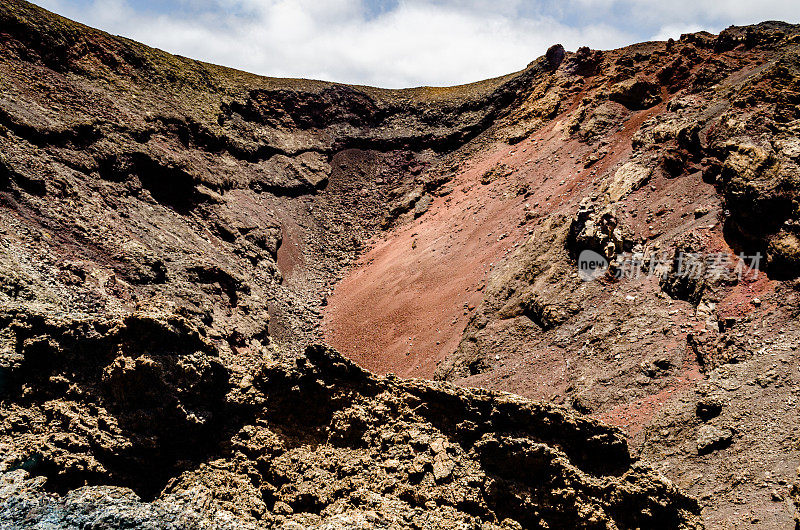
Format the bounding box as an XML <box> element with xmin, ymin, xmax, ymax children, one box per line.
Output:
<box><xmin>0</xmin><ymin>0</ymin><xmax>798</xmax><ymax>527</ymax></box>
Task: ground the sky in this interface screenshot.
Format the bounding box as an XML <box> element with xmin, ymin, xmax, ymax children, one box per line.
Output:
<box><xmin>34</xmin><ymin>0</ymin><xmax>800</xmax><ymax>88</ymax></box>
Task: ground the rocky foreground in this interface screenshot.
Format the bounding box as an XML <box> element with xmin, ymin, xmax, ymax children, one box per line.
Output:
<box><xmin>0</xmin><ymin>0</ymin><xmax>798</xmax><ymax>528</ymax></box>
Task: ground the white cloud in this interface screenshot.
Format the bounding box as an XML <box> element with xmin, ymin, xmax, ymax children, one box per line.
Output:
<box><xmin>31</xmin><ymin>0</ymin><xmax>800</xmax><ymax>88</ymax></box>
<box><xmin>34</xmin><ymin>0</ymin><xmax>633</xmax><ymax>87</ymax></box>
<box><xmin>575</xmin><ymin>0</ymin><xmax>800</xmax><ymax>25</ymax></box>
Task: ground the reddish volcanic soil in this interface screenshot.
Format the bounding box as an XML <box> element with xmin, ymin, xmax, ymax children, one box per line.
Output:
<box><xmin>321</xmin><ymin>146</ymin><xmax>523</xmax><ymax>378</ymax></box>
<box><xmin>322</xmin><ymin>97</ymin><xmax>660</xmax><ymax>378</ymax></box>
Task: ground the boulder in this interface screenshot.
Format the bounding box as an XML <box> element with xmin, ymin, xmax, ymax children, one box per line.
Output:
<box><xmin>697</xmin><ymin>425</ymin><xmax>734</xmax><ymax>454</ymax></box>
<box><xmin>567</xmin><ymin>197</ymin><xmax>629</xmax><ymax>260</ymax></box>
<box><xmin>546</xmin><ymin>44</ymin><xmax>566</xmax><ymax>70</ymax></box>
<box><xmin>767</xmin><ymin>231</ymin><xmax>800</xmax><ymax>278</ymax></box>
<box><xmin>565</xmin><ymin>46</ymin><xmax>604</xmax><ymax>76</ymax></box>
<box><xmin>414</xmin><ymin>194</ymin><xmax>432</xmax><ymax>218</ymax></box>
<box><xmin>605</xmin><ymin>162</ymin><xmax>652</xmax><ymax>201</ymax></box>
<box><xmin>574</xmin><ymin>101</ymin><xmax>629</xmax><ymax>139</ymax></box>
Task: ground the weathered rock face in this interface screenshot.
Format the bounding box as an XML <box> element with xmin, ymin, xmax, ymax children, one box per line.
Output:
<box><xmin>0</xmin><ymin>0</ymin><xmax>554</xmax><ymax>357</ymax></box>
<box><xmin>1</xmin><ymin>324</ymin><xmax>704</xmax><ymax>528</ymax></box>
<box><xmin>309</xmin><ymin>17</ymin><xmax>800</xmax><ymax>530</ymax></box>
<box><xmin>567</xmin><ymin>197</ymin><xmax>630</xmax><ymax>260</ymax></box>
<box><xmin>694</xmin><ymin>51</ymin><xmax>800</xmax><ymax>279</ymax></box>
<box><xmin>0</xmin><ymin>0</ymin><xmax>707</xmax><ymax>528</ymax></box>
<box><xmin>0</xmin><ymin>311</ymin><xmax>231</xmax><ymax>498</ymax></box>
<box><xmin>609</xmin><ymin>77</ymin><xmax>663</xmax><ymax>110</ymax></box>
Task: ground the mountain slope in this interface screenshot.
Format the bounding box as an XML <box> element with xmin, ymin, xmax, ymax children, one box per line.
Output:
<box><xmin>0</xmin><ymin>1</ymin><xmax>707</xmax><ymax>528</ymax></box>
<box><xmin>323</xmin><ymin>21</ymin><xmax>800</xmax><ymax>529</ymax></box>
<box><xmin>0</xmin><ymin>0</ymin><xmax>797</xmax><ymax>528</ymax></box>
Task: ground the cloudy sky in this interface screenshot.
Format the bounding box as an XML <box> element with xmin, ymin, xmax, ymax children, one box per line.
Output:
<box><xmin>35</xmin><ymin>0</ymin><xmax>800</xmax><ymax>88</ymax></box>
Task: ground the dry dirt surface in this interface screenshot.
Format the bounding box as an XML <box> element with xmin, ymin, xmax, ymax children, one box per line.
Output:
<box><xmin>0</xmin><ymin>0</ymin><xmax>797</xmax><ymax>528</ymax></box>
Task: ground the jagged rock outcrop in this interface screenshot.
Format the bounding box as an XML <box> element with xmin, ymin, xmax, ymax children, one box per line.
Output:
<box><xmin>567</xmin><ymin>197</ymin><xmax>630</xmax><ymax>260</ymax></box>
<box><xmin>0</xmin><ymin>314</ymin><xmax>703</xmax><ymax>529</ymax></box>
